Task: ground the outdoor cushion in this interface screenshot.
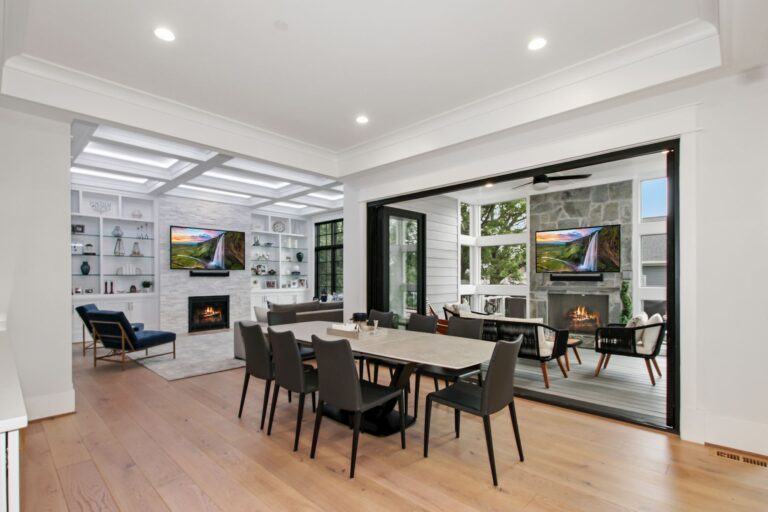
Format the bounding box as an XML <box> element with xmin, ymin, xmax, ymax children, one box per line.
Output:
<box><xmin>626</xmin><ymin>312</ymin><xmax>649</xmax><ymax>344</ymax></box>
<box><xmin>637</xmin><ymin>313</ymin><xmax>663</xmax><ymax>355</ymax></box>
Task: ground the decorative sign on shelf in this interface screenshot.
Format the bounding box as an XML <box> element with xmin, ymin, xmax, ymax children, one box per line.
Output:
<box><xmin>89</xmin><ymin>200</ymin><xmax>113</xmax><ymax>215</ymax></box>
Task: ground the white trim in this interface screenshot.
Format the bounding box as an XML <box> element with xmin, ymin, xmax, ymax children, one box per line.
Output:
<box><xmin>23</xmin><ymin>388</ymin><xmax>76</xmax><ymax>421</ymax></box>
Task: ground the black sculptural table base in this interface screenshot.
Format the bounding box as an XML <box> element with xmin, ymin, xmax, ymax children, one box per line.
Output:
<box><xmin>321</xmin><ymin>361</ymin><xmax>416</xmax><ymax>437</ymax></box>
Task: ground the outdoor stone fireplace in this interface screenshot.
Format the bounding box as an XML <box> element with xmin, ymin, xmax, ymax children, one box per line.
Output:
<box><xmin>548</xmin><ymin>293</ymin><xmax>609</xmax><ymax>335</ymax></box>
<box><xmin>188</xmin><ymin>295</ymin><xmax>230</xmax><ymax>333</ymax></box>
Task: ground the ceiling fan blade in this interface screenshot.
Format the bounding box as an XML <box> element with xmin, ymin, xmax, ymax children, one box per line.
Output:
<box><xmin>547</xmin><ymin>174</ymin><xmax>592</xmax><ymax>181</ymax></box>
<box><xmin>513</xmin><ymin>181</ymin><xmax>533</xmax><ymax>190</ymax></box>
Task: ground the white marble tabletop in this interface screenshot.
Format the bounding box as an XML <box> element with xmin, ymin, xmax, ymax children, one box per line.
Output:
<box><xmin>268</xmin><ymin>321</ymin><xmax>495</xmax><ymax>370</ymax></box>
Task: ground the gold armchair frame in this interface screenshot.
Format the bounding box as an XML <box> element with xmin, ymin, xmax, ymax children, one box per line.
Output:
<box><xmin>89</xmin><ymin>319</ymin><xmax>176</xmax><ymax>370</ymax></box>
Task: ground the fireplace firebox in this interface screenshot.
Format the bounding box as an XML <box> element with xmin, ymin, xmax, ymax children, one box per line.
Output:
<box><xmin>188</xmin><ymin>295</ymin><xmax>230</xmax><ymax>333</ymax></box>
<box><xmin>548</xmin><ymin>293</ymin><xmax>609</xmax><ymax>335</ymax></box>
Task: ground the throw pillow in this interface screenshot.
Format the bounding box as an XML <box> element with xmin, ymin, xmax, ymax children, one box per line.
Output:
<box><xmin>638</xmin><ymin>313</ymin><xmax>664</xmax><ymax>355</ymax></box>
<box><xmin>254</xmin><ymin>306</ymin><xmax>269</xmax><ymax>323</ymax></box>
<box><xmin>626</xmin><ymin>312</ymin><xmax>649</xmax><ymax>344</ymax></box>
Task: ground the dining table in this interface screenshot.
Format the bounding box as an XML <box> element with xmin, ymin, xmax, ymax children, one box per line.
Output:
<box><xmin>268</xmin><ymin>320</ymin><xmax>496</xmax><ymax>436</ymax></box>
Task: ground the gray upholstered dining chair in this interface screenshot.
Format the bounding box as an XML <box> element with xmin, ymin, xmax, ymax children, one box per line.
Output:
<box><xmin>367</xmin><ymin>309</ymin><xmax>395</xmax><ymax>328</ymax></box>
<box><xmin>268</xmin><ymin>310</ymin><xmax>315</xmax><ymax>366</ymax></box>
<box><xmin>413</xmin><ymin>316</ymin><xmax>485</xmax><ymax>418</ymax></box>
<box><xmin>362</xmin><ymin>309</ymin><xmax>395</xmax><ymax>382</ymax></box>
<box><xmin>237</xmin><ymin>322</ymin><xmax>274</xmax><ymax>431</ymax></box>
<box><xmin>423</xmin><ymin>336</ymin><xmax>524</xmax><ymax>487</ymax></box>
<box><xmin>267</xmin><ymin>329</ymin><xmax>319</xmax><ymax>451</ymax></box>
<box><xmin>309</xmin><ymin>335</ymin><xmax>406</xmax><ymax>478</ymax></box>
<box><xmin>372</xmin><ymin>312</ymin><xmax>439</xmax><ymax>384</ymax></box>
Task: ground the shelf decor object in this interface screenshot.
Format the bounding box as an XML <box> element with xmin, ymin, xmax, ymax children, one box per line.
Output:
<box><xmin>80</xmin><ymin>261</ymin><xmax>91</xmax><ymax>275</ymax></box>
<box><xmin>272</xmin><ymin>221</ymin><xmax>286</xmax><ymax>233</ymax></box>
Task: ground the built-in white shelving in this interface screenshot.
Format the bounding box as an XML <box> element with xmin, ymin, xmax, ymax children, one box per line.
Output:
<box><xmin>250</xmin><ymin>213</ymin><xmax>311</xmax><ymax>295</ymax></box>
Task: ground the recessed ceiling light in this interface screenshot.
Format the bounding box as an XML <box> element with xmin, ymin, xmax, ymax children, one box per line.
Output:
<box><xmin>204</xmin><ymin>170</ymin><xmax>290</xmax><ymax>190</ymax></box>
<box><xmin>527</xmin><ymin>37</ymin><xmax>547</xmax><ymax>51</ymax></box>
<box><xmin>71</xmin><ymin>167</ymin><xmax>148</xmax><ymax>184</ymax></box>
<box><xmin>178</xmin><ymin>184</ymin><xmax>250</xmax><ymax>198</ymax></box>
<box><xmin>308</xmin><ymin>191</ymin><xmax>344</xmax><ymax>201</ymax></box>
<box><xmin>274</xmin><ymin>201</ymin><xmax>307</xmax><ymax>209</ymax></box>
<box><xmin>484</xmin><ymin>182</ymin><xmax>494</xmax><ymax>188</ymax></box>
<box><xmin>356</xmin><ymin>115</ymin><xmax>369</xmax><ymax>125</ymax></box>
<box><xmin>154</xmin><ymin>27</ymin><xmax>176</xmax><ymax>42</ymax></box>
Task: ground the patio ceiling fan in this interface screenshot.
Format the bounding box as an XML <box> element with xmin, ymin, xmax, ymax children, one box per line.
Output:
<box><xmin>513</xmin><ymin>173</ymin><xmax>592</xmax><ymax>191</ymax></box>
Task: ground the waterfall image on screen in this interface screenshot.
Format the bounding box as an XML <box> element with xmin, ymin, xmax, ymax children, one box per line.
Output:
<box><xmin>170</xmin><ymin>226</ymin><xmax>245</xmax><ymax>270</ymax></box>
<box><xmin>535</xmin><ymin>225</ymin><xmax>620</xmax><ymax>273</ymax></box>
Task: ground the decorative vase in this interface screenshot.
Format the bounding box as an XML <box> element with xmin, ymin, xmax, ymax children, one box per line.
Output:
<box><xmin>296</xmin><ymin>251</ymin><xmax>304</xmax><ymax>262</ymax></box>
<box><xmin>113</xmin><ymin>237</ymin><xmax>125</xmax><ymax>256</ymax></box>
<box><xmin>80</xmin><ymin>260</ymin><xmax>91</xmax><ymax>275</ymax></box>
<box><xmin>111</xmin><ymin>225</ymin><xmax>123</xmax><ymax>237</ymax></box>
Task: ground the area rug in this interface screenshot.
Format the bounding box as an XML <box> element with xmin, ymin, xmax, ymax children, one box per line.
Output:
<box><xmin>129</xmin><ymin>330</ymin><xmax>244</xmax><ymax>381</ymax></box>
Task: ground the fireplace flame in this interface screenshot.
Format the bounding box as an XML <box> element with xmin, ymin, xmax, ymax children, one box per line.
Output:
<box><xmin>202</xmin><ymin>306</ymin><xmax>219</xmax><ymax>318</ymax></box>
<box><xmin>567</xmin><ymin>305</ymin><xmax>601</xmax><ymax>330</ymax></box>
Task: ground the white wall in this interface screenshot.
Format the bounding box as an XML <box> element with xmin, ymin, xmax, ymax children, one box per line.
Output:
<box><xmin>343</xmin><ymin>66</ymin><xmax>768</xmax><ymax>455</ymax></box>
<box><xmin>390</xmin><ymin>196</ymin><xmax>460</xmax><ymax>312</ymax></box>
<box><xmin>0</xmin><ymin>106</ymin><xmax>74</xmax><ymax>420</ymax></box>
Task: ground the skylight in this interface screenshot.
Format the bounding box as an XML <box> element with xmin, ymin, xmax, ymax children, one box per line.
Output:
<box><xmin>71</xmin><ymin>167</ymin><xmax>148</xmax><ymax>184</ymax></box>
<box><xmin>83</xmin><ymin>141</ymin><xmax>179</xmax><ymax>168</ymax></box>
<box><xmin>203</xmin><ymin>170</ymin><xmax>290</xmax><ymax>189</ymax></box>
<box><xmin>178</xmin><ymin>184</ymin><xmax>251</xmax><ymax>198</ymax></box>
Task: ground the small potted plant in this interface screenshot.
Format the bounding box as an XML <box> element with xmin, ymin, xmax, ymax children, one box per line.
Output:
<box><xmin>141</xmin><ymin>280</ymin><xmax>153</xmax><ymax>293</ymax></box>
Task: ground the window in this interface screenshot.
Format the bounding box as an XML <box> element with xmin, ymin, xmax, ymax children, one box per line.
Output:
<box><xmin>480</xmin><ymin>199</ymin><xmax>527</xmax><ymax>236</ymax></box>
<box><xmin>315</xmin><ymin>219</ymin><xmax>343</xmax><ymax>297</ymax></box>
<box><xmin>460</xmin><ymin>203</ymin><xmax>470</xmax><ymax>235</ymax></box>
<box><xmin>480</xmin><ymin>244</ymin><xmax>527</xmax><ymax>285</ymax></box>
<box><xmin>461</xmin><ymin>245</ymin><xmax>471</xmax><ymax>284</ymax></box>
<box><xmin>641</xmin><ymin>178</ymin><xmax>667</xmax><ymax>221</ymax></box>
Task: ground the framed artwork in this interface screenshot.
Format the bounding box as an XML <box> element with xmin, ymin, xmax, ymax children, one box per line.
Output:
<box><xmin>266</xmin><ymin>280</ymin><xmax>277</xmax><ymax>289</ymax></box>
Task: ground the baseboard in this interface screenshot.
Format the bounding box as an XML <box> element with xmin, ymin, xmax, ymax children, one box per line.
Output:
<box><xmin>24</xmin><ymin>388</ymin><xmax>75</xmax><ymax>421</ymax></box>
<box><xmin>705</xmin><ymin>414</ymin><xmax>768</xmax><ymax>457</ymax></box>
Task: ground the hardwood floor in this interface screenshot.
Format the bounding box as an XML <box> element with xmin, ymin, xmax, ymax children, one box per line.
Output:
<box><xmin>21</xmin><ymin>345</ymin><xmax>768</xmax><ymax>511</ymax></box>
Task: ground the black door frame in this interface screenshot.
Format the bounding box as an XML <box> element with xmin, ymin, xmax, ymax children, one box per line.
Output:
<box><xmin>367</xmin><ymin>206</ymin><xmax>427</xmax><ymax>318</ymax></box>
<box><xmin>366</xmin><ymin>139</ymin><xmax>681</xmax><ymax>433</ymax></box>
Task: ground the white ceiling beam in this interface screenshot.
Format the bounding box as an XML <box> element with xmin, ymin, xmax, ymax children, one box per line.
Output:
<box><xmin>151</xmin><ymin>153</ymin><xmax>233</xmax><ymax>195</ymax></box>
<box><xmin>89</xmin><ymin>135</ymin><xmax>205</xmax><ymax>164</ymax></box>
<box><xmin>70</xmin><ymin>120</ymin><xmax>97</xmax><ymax>162</ymax></box>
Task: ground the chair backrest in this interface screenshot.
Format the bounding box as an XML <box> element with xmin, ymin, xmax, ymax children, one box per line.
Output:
<box><xmin>482</xmin><ymin>336</ymin><xmax>523</xmax><ymax>415</ymax></box>
<box><xmin>268</xmin><ymin>328</ymin><xmax>304</xmax><ymax>392</ymax></box>
<box><xmin>407</xmin><ymin>313</ymin><xmax>438</xmax><ymax>333</ymax></box>
<box><xmin>237</xmin><ymin>322</ymin><xmax>272</xmax><ymax>379</ymax></box>
<box><xmin>368</xmin><ymin>309</ymin><xmax>395</xmax><ymax>328</ymax></box>
<box><xmin>446</xmin><ymin>316</ymin><xmax>484</xmax><ymax>339</ymax></box>
<box><xmin>75</xmin><ymin>303</ymin><xmax>99</xmax><ymax>334</ymax></box>
<box><xmin>87</xmin><ymin>310</ymin><xmax>138</xmax><ymax>349</ymax></box>
<box><xmin>268</xmin><ymin>310</ymin><xmax>297</xmax><ymax>326</ymax></box>
<box><xmin>311</xmin><ymin>335</ymin><xmax>362</xmax><ymax>411</ymax></box>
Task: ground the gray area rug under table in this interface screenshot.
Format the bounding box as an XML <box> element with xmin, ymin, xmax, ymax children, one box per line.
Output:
<box><xmin>130</xmin><ymin>330</ymin><xmax>243</xmax><ymax>381</ymax></box>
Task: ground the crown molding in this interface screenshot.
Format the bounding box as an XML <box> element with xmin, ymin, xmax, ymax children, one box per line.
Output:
<box><xmin>0</xmin><ymin>54</ymin><xmax>339</xmax><ymax>176</ymax></box>
<box><xmin>0</xmin><ymin>18</ymin><xmax>721</xmax><ymax>179</ymax></box>
<box><xmin>336</xmin><ymin>19</ymin><xmax>721</xmax><ymax>175</ymax></box>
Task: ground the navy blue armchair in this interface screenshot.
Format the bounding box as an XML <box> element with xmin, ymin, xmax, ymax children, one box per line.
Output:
<box><xmin>75</xmin><ymin>304</ymin><xmax>144</xmax><ymax>357</ymax></box>
<box><xmin>87</xmin><ymin>310</ymin><xmax>175</xmax><ymax>370</ymax></box>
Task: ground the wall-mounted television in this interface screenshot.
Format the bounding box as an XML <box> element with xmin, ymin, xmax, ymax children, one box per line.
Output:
<box><xmin>170</xmin><ymin>226</ymin><xmax>245</xmax><ymax>270</ymax></box>
<box><xmin>535</xmin><ymin>225</ymin><xmax>621</xmax><ymax>273</ymax></box>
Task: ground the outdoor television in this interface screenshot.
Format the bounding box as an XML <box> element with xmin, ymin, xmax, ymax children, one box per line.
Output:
<box><xmin>170</xmin><ymin>226</ymin><xmax>245</xmax><ymax>270</ymax></box>
<box><xmin>535</xmin><ymin>225</ymin><xmax>621</xmax><ymax>273</ymax></box>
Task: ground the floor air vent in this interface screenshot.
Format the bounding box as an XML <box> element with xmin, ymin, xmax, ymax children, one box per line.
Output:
<box><xmin>716</xmin><ymin>450</ymin><xmax>768</xmax><ymax>468</ymax></box>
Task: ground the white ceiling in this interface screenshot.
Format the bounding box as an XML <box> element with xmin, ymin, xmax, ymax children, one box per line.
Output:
<box><xmin>19</xmin><ymin>0</ymin><xmax>702</xmax><ymax>151</ymax></box>
<box><xmin>70</xmin><ymin>120</ymin><xmax>344</xmax><ymax>215</ymax></box>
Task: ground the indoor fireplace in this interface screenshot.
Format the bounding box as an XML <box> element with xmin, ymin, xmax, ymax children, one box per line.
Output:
<box><xmin>188</xmin><ymin>295</ymin><xmax>230</xmax><ymax>333</ymax></box>
<box><xmin>548</xmin><ymin>293</ymin><xmax>609</xmax><ymax>335</ymax></box>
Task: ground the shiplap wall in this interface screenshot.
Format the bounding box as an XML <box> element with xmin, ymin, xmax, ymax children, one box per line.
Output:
<box><xmin>391</xmin><ymin>196</ymin><xmax>459</xmax><ymax>312</ymax></box>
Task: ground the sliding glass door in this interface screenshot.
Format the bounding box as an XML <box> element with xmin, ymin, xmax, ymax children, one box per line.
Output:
<box><xmin>367</xmin><ymin>207</ymin><xmax>426</xmax><ymax>325</ymax></box>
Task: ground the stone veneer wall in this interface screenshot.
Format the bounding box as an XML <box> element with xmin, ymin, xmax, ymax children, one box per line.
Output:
<box><xmin>159</xmin><ymin>196</ymin><xmax>252</xmax><ymax>333</ymax></box>
<box><xmin>529</xmin><ymin>180</ymin><xmax>633</xmax><ymax>326</ymax></box>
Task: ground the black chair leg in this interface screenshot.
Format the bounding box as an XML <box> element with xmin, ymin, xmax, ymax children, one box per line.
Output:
<box><xmin>350</xmin><ymin>411</ymin><xmax>362</xmax><ymax>479</ymax></box>
<box><xmin>414</xmin><ymin>373</ymin><xmax>421</xmax><ymax>419</ymax></box>
<box><xmin>366</xmin><ymin>361</ymin><xmax>372</xmax><ymax>381</ymax></box>
<box><xmin>260</xmin><ymin>379</ymin><xmax>272</xmax><ymax>431</ymax></box>
<box><xmin>310</xmin><ymin>400</ymin><xmax>324</xmax><ymax>459</ymax></box>
<box><xmin>294</xmin><ymin>392</ymin><xmax>306</xmax><ymax>452</ymax></box>
<box><xmin>311</xmin><ymin>391</ymin><xmax>316</xmax><ymax>413</ymax></box>
<box><xmin>267</xmin><ymin>384</ymin><xmax>280</xmax><ymax>435</ymax></box>
<box><xmin>238</xmin><ymin>373</ymin><xmax>250</xmax><ymax>418</ymax></box>
<box><xmin>482</xmin><ymin>415</ymin><xmax>498</xmax><ymax>486</ymax></box>
<box><xmin>433</xmin><ymin>377</ymin><xmax>440</xmax><ymax>390</ymax></box>
<box><xmin>288</xmin><ymin>390</ymin><xmax>292</xmax><ymax>403</ymax></box>
<box><xmin>423</xmin><ymin>396</ymin><xmax>433</xmax><ymax>457</ymax></box>
<box><xmin>373</xmin><ymin>363</ymin><xmax>379</xmax><ymax>383</ymax></box>
<box><xmin>359</xmin><ymin>357</ymin><xmax>365</xmax><ymax>381</ymax></box>
<box><xmin>398</xmin><ymin>390</ymin><xmax>406</xmax><ymax>449</ymax></box>
<box><xmin>454</xmin><ymin>409</ymin><xmax>460</xmax><ymax>438</ymax></box>
<box><xmin>509</xmin><ymin>401</ymin><xmax>524</xmax><ymax>462</ymax></box>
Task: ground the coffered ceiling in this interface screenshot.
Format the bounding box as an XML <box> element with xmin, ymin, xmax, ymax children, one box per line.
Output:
<box><xmin>70</xmin><ymin>121</ymin><xmax>344</xmax><ymax>215</ymax></box>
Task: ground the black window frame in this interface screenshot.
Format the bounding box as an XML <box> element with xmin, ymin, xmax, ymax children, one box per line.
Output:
<box><xmin>314</xmin><ymin>219</ymin><xmax>343</xmax><ymax>298</ymax></box>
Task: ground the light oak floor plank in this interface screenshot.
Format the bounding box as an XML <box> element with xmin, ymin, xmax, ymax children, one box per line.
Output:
<box><xmin>20</xmin><ymin>345</ymin><xmax>768</xmax><ymax>512</ymax></box>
